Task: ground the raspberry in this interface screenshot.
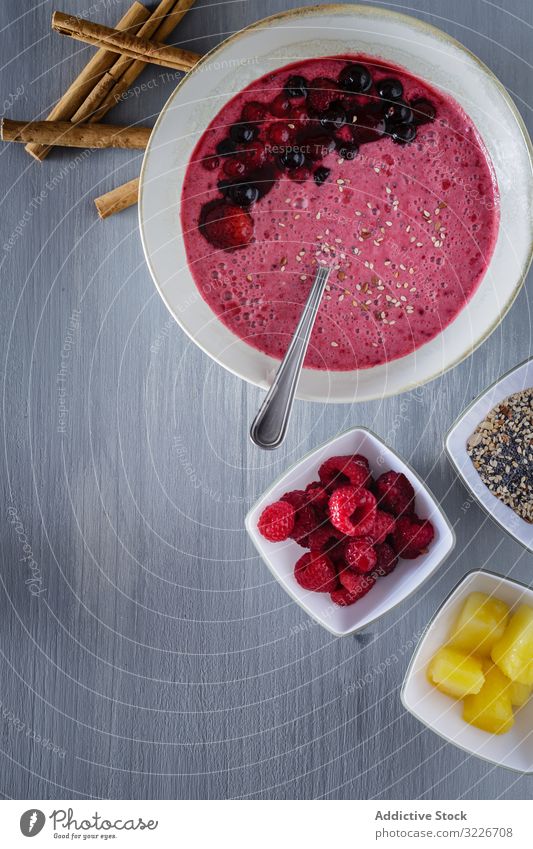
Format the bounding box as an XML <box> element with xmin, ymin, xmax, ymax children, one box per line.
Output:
<box><xmin>240</xmin><ymin>140</ymin><xmax>269</xmax><ymax>168</ymax></box>
<box><xmin>290</xmin><ymin>504</ymin><xmax>318</xmax><ymax>547</ymax></box>
<box><xmin>329</xmin><ymin>485</ymin><xmax>377</xmax><ymax>536</ymax></box>
<box><xmin>270</xmin><ymin>94</ymin><xmax>291</xmax><ymax>117</ymax></box>
<box><xmin>281</xmin><ymin>489</ymin><xmax>307</xmax><ymax>510</ymax></box>
<box><xmin>332</xmin><ymin>572</ymin><xmax>375</xmax><ymax>605</ymax></box>
<box><xmin>392</xmin><ymin>514</ymin><xmax>435</xmax><ymax>559</ymax></box>
<box><xmin>372</xmin><ymin>510</ymin><xmax>396</xmax><ymax>544</ymax></box>
<box><xmin>305</xmin><ymin>482</ymin><xmax>330</xmax><ymax>510</ymax></box>
<box><xmin>268</xmin><ymin>122</ymin><xmax>293</xmax><ymax>146</ymax></box>
<box><xmin>372</xmin><ymin>542</ymin><xmax>399</xmax><ymax>577</ymax></box>
<box><xmin>375</xmin><ymin>471</ymin><xmax>415</xmax><ymax>516</ymax></box>
<box><xmin>242</xmin><ymin>101</ymin><xmax>268</xmax><ymax>123</ymax></box>
<box><xmin>344</xmin><ymin>536</ymin><xmax>377</xmax><ymax>573</ymax></box>
<box><xmin>294</xmin><ymin>552</ymin><xmax>338</xmax><ymax>592</ymax></box>
<box><xmin>307</xmin><ymin>522</ymin><xmax>342</xmax><ymax>552</ymax></box>
<box><xmin>318</xmin><ymin>455</ymin><xmax>371</xmax><ymax>489</ymax></box>
<box><xmin>257</xmin><ymin>501</ymin><xmax>295</xmax><ymax>542</ymax></box>
<box><xmin>307</xmin><ymin>77</ymin><xmax>338</xmax><ymax>113</ymax></box>
<box><xmin>223</xmin><ymin>156</ymin><xmax>247</xmax><ymax>178</ymax></box>
<box><xmin>200</xmin><ymin>202</ymin><xmax>253</xmax><ymax>251</ymax></box>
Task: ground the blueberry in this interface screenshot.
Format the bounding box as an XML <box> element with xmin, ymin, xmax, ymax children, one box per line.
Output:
<box><xmin>390</xmin><ymin>124</ymin><xmax>417</xmax><ymax>144</ymax></box>
<box><xmin>278</xmin><ymin>149</ymin><xmax>306</xmax><ymax>170</ymax></box>
<box><xmin>338</xmin><ymin>63</ymin><xmax>372</xmax><ymax>94</ymax></box>
<box><xmin>411</xmin><ymin>98</ymin><xmax>436</xmax><ymax>125</ymax></box>
<box><xmin>336</xmin><ymin>141</ymin><xmax>359</xmax><ymax>160</ymax></box>
<box><xmin>229</xmin><ymin>122</ymin><xmax>257</xmax><ymax>143</ymax></box>
<box><xmin>226</xmin><ymin>183</ymin><xmax>260</xmax><ymax>207</ymax></box>
<box><xmin>376</xmin><ymin>78</ymin><xmax>404</xmax><ymax>101</ymax></box>
<box><xmin>216</xmin><ymin>138</ymin><xmax>237</xmax><ymax>157</ymax></box>
<box><xmin>320</xmin><ymin>106</ymin><xmax>346</xmax><ymax>131</ymax></box>
<box><xmin>285</xmin><ymin>75</ymin><xmax>308</xmax><ymax>98</ymax></box>
<box><xmin>314</xmin><ymin>166</ymin><xmax>330</xmax><ymax>185</ymax></box>
<box><xmin>384</xmin><ymin>99</ymin><xmax>413</xmax><ymax>125</ymax></box>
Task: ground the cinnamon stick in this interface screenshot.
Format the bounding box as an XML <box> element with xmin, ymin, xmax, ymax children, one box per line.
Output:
<box><xmin>25</xmin><ymin>1</ymin><xmax>150</xmax><ymax>161</ymax></box>
<box><xmin>2</xmin><ymin>119</ymin><xmax>151</xmax><ymax>150</ymax></box>
<box><xmin>94</xmin><ymin>177</ymin><xmax>140</xmax><ymax>218</ymax></box>
<box><xmin>52</xmin><ymin>12</ymin><xmax>200</xmax><ymax>71</ymax></box>
<box><xmin>72</xmin><ymin>0</ymin><xmax>197</xmax><ymax>124</ymax></box>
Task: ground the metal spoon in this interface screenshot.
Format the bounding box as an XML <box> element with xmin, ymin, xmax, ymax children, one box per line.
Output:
<box><xmin>250</xmin><ymin>264</ymin><xmax>331</xmax><ymax>450</ymax></box>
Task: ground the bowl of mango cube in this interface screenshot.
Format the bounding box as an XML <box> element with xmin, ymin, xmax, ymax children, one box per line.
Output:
<box><xmin>402</xmin><ymin>570</ymin><xmax>533</xmax><ymax>772</ymax></box>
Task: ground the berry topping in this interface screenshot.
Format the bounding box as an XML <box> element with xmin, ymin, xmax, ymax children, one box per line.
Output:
<box><xmin>319</xmin><ymin>454</ymin><xmax>371</xmax><ymax>489</ymax></box>
<box><xmin>268</xmin><ymin>122</ymin><xmax>293</xmax><ymax>146</ymax></box>
<box><xmin>391</xmin><ymin>124</ymin><xmax>417</xmax><ymax>144</ymax></box>
<box><xmin>294</xmin><ymin>552</ymin><xmax>338</xmax><ymax>592</ymax></box>
<box><xmin>375</xmin><ymin>471</ymin><xmax>415</xmax><ymax>516</ymax></box>
<box><xmin>278</xmin><ymin>149</ymin><xmax>306</xmax><ymax>170</ymax></box>
<box><xmin>257</xmin><ymin>500</ymin><xmax>295</xmax><ymax>542</ymax></box>
<box><xmin>372</xmin><ymin>510</ymin><xmax>396</xmax><ymax>544</ymax></box>
<box><xmin>313</xmin><ymin>166</ymin><xmax>330</xmax><ymax>185</ymax></box>
<box><xmin>372</xmin><ymin>542</ymin><xmax>399</xmax><ymax>577</ymax></box>
<box><xmin>338</xmin><ymin>63</ymin><xmax>372</xmax><ymax>94</ymax></box>
<box><xmin>411</xmin><ymin>98</ymin><xmax>436</xmax><ymax>125</ymax></box>
<box><xmin>216</xmin><ymin>138</ymin><xmax>237</xmax><ymax>157</ymax></box>
<box><xmin>377</xmin><ymin>78</ymin><xmax>404</xmax><ymax>101</ymax></box>
<box><xmin>200</xmin><ymin>201</ymin><xmax>254</xmax><ymax>251</ymax></box>
<box><xmin>242</xmin><ymin>101</ymin><xmax>268</xmax><ymax>123</ymax></box>
<box><xmin>240</xmin><ymin>140</ymin><xmax>268</xmax><ymax>168</ymax></box>
<box><xmin>392</xmin><ymin>514</ymin><xmax>435</xmax><ymax>559</ymax></box>
<box><xmin>329</xmin><ymin>486</ymin><xmax>377</xmax><ymax>537</ymax></box>
<box><xmin>285</xmin><ymin>75</ymin><xmax>308</xmax><ymax>99</ymax></box>
<box><xmin>223</xmin><ymin>182</ymin><xmax>260</xmax><ymax>207</ymax></box>
<box><xmin>333</xmin><ymin>572</ymin><xmax>375</xmax><ymax>605</ymax></box>
<box><xmin>352</xmin><ymin>105</ymin><xmax>386</xmax><ymax>144</ymax></box>
<box><xmin>307</xmin><ymin>134</ymin><xmax>336</xmax><ymax>160</ymax></box>
<box><xmin>307</xmin><ymin>77</ymin><xmax>338</xmax><ymax>113</ymax></box>
<box><xmin>270</xmin><ymin>94</ymin><xmax>291</xmax><ymax>117</ymax></box>
<box><xmin>319</xmin><ymin>106</ymin><xmax>346</xmax><ymax>131</ymax></box>
<box><xmin>229</xmin><ymin>122</ymin><xmax>258</xmax><ymax>143</ymax></box>
<box><xmin>222</xmin><ymin>157</ymin><xmax>247</xmax><ymax>178</ymax></box>
<box><xmin>384</xmin><ymin>100</ymin><xmax>414</xmax><ymax>125</ymax></box>
<box><xmin>344</xmin><ymin>537</ymin><xmax>377</xmax><ymax>573</ymax></box>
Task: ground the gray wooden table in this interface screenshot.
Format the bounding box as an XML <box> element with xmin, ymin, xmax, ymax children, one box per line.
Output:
<box><xmin>0</xmin><ymin>0</ymin><xmax>532</xmax><ymax>801</ymax></box>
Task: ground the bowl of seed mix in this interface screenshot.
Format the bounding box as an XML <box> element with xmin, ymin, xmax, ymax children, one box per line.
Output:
<box><xmin>446</xmin><ymin>357</ymin><xmax>533</xmax><ymax>552</ymax></box>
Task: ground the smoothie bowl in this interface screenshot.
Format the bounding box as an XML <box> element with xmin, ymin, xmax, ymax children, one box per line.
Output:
<box><xmin>140</xmin><ymin>4</ymin><xmax>533</xmax><ymax>402</ymax></box>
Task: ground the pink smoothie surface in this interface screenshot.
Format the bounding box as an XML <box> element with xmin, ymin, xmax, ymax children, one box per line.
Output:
<box><xmin>181</xmin><ymin>55</ymin><xmax>499</xmax><ymax>371</ymax></box>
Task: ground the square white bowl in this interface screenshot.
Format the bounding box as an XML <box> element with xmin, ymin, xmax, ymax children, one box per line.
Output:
<box><xmin>245</xmin><ymin>427</ymin><xmax>455</xmax><ymax>636</ymax></box>
<box><xmin>401</xmin><ymin>569</ymin><xmax>533</xmax><ymax>773</ymax></box>
<box><xmin>446</xmin><ymin>357</ymin><xmax>533</xmax><ymax>552</ymax></box>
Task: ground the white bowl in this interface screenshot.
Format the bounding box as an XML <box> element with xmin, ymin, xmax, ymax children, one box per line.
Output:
<box><xmin>244</xmin><ymin>426</ymin><xmax>455</xmax><ymax>636</ymax></box>
<box><xmin>402</xmin><ymin>569</ymin><xmax>533</xmax><ymax>773</ymax></box>
<box><xmin>446</xmin><ymin>357</ymin><xmax>533</xmax><ymax>552</ymax></box>
<box><xmin>140</xmin><ymin>4</ymin><xmax>533</xmax><ymax>403</ymax></box>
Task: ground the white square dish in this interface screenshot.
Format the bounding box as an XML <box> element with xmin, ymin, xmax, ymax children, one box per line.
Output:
<box><xmin>446</xmin><ymin>357</ymin><xmax>533</xmax><ymax>552</ymax></box>
<box><xmin>401</xmin><ymin>569</ymin><xmax>533</xmax><ymax>773</ymax></box>
<box><xmin>245</xmin><ymin>427</ymin><xmax>455</xmax><ymax>636</ymax></box>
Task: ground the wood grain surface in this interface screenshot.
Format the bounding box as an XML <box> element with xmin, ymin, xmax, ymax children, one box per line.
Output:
<box><xmin>0</xmin><ymin>0</ymin><xmax>532</xmax><ymax>800</ymax></box>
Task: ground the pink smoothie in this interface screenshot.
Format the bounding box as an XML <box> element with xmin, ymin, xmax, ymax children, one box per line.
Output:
<box><xmin>181</xmin><ymin>56</ymin><xmax>499</xmax><ymax>370</ymax></box>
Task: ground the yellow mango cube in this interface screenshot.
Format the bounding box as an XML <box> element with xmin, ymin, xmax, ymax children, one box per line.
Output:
<box><xmin>509</xmin><ymin>680</ymin><xmax>532</xmax><ymax>708</ymax></box>
<box><xmin>449</xmin><ymin>592</ymin><xmax>509</xmax><ymax>655</ymax></box>
<box><xmin>427</xmin><ymin>647</ymin><xmax>485</xmax><ymax>699</ymax></box>
<box><xmin>491</xmin><ymin>604</ymin><xmax>533</xmax><ymax>685</ymax></box>
<box><xmin>463</xmin><ymin>665</ymin><xmax>515</xmax><ymax>734</ymax></box>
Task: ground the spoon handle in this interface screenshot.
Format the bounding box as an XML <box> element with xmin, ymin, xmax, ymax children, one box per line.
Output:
<box><xmin>250</xmin><ymin>265</ymin><xmax>331</xmax><ymax>450</ymax></box>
